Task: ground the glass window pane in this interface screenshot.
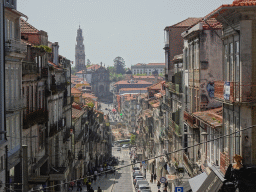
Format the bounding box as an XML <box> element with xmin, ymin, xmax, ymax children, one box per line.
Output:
<box><xmin>229</xmin><ymin>43</ymin><xmax>233</xmax><ymax>81</ymax></box>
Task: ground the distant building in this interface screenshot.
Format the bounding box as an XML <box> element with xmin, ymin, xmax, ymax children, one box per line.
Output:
<box><xmin>114</xmin><ymin>79</ymin><xmax>153</xmax><ymax>93</ymax></box>
<box><xmin>75</xmin><ymin>26</ymin><xmax>86</xmax><ymax>72</ymax></box>
<box><xmin>131</xmin><ymin>63</ymin><xmax>165</xmax><ymax>75</ymax></box>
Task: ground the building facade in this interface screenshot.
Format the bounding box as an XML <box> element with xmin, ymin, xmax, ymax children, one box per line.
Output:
<box><xmin>131</xmin><ymin>63</ymin><xmax>165</xmax><ymax>76</ymax></box>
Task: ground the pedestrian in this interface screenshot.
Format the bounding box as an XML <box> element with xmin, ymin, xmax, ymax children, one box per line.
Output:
<box><xmin>157</xmin><ymin>180</ymin><xmax>161</xmax><ymax>189</ymax></box>
<box><xmin>164</xmin><ymin>181</ymin><xmax>168</xmax><ymax>189</ymax></box>
<box><xmin>84</xmin><ymin>176</ymin><xmax>87</xmax><ymax>186</ymax></box>
<box><xmin>94</xmin><ymin>170</ymin><xmax>98</xmax><ymax>181</ymax></box>
<box><xmin>154</xmin><ymin>173</ymin><xmax>157</xmax><ymax>183</ymax></box>
<box><xmin>97</xmin><ymin>186</ymin><xmax>102</xmax><ymax>192</ymax></box>
<box><xmin>76</xmin><ymin>177</ymin><xmax>82</xmax><ymax>191</ymax></box>
<box><xmin>151</xmin><ymin>173</ymin><xmax>154</xmax><ymax>183</ymax></box>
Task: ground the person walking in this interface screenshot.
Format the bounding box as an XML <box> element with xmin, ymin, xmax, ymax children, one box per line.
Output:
<box><xmin>153</xmin><ymin>173</ymin><xmax>157</xmax><ymax>183</ymax></box>
<box><xmin>151</xmin><ymin>173</ymin><xmax>154</xmax><ymax>183</ymax></box>
<box><xmin>76</xmin><ymin>177</ymin><xmax>82</xmax><ymax>191</ymax></box>
<box><xmin>157</xmin><ymin>180</ymin><xmax>161</xmax><ymax>190</ymax></box>
<box><xmin>97</xmin><ymin>186</ymin><xmax>102</xmax><ymax>192</ymax></box>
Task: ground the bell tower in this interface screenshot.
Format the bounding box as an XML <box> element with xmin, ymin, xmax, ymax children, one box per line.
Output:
<box><xmin>75</xmin><ymin>25</ymin><xmax>86</xmax><ymax>72</ymax></box>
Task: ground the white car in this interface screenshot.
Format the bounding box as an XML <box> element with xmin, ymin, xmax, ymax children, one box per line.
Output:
<box><xmin>135</xmin><ymin>180</ymin><xmax>149</xmax><ymax>189</ymax></box>
<box><xmin>136</xmin><ymin>185</ymin><xmax>151</xmax><ymax>192</ymax></box>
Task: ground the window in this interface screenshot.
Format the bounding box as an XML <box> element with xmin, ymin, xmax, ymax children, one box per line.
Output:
<box><xmin>235</xmin><ymin>117</ymin><xmax>240</xmax><ymax>155</ymax></box>
<box><xmin>229</xmin><ymin>43</ymin><xmax>234</xmax><ymax>81</ymax></box>
<box><xmin>235</xmin><ymin>41</ymin><xmax>240</xmax><ymax>82</ymax></box>
<box><xmin>224</xmin><ymin>44</ymin><xmax>228</xmax><ymax>81</ymax></box>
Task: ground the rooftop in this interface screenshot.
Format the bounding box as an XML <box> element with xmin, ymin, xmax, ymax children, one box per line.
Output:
<box><xmin>72</xmin><ymin>107</ymin><xmax>84</xmax><ymax>119</ymax></box>
<box><xmin>165</xmin><ymin>17</ymin><xmax>202</xmax><ymax>30</ymax></box>
<box><xmin>71</xmin><ymin>87</ymin><xmax>82</xmax><ymax>94</ymax></box>
<box><xmin>87</xmin><ymin>64</ymin><xmax>101</xmax><ymax>70</ymax></box>
<box><xmin>148</xmin><ymin>81</ymin><xmax>165</xmax><ymax>90</ymax></box>
<box><xmin>20</xmin><ymin>19</ymin><xmax>39</xmax><ymax>34</ymax></box>
<box><xmin>193</xmin><ymin>107</ymin><xmax>223</xmax><ymax>128</ymax></box>
<box><xmin>114</xmin><ymin>79</ymin><xmax>152</xmax><ymax>85</ymax></box>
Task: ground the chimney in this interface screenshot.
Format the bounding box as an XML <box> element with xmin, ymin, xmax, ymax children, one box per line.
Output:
<box><xmin>52</xmin><ymin>42</ymin><xmax>59</xmax><ymax>65</ymax></box>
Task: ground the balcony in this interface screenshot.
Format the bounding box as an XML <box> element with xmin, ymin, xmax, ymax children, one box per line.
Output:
<box><xmin>50</xmin><ymin>83</ymin><xmax>67</xmax><ymax>93</ymax></box>
<box><xmin>48</xmin><ymin>121</ymin><xmax>64</xmax><ymax>137</ymax></box>
<box><xmin>214</xmin><ymin>81</ymin><xmax>256</xmax><ymax>103</ymax></box>
<box><xmin>22</xmin><ymin>62</ymin><xmax>39</xmax><ymax>75</ymax></box>
<box><xmin>6</xmin><ymin>96</ymin><xmax>26</xmax><ymax>113</ymax></box>
<box><xmin>41</xmin><ymin>67</ymin><xmax>48</xmax><ymax>78</ymax></box>
<box><xmin>167</xmin><ymin>82</ymin><xmax>182</xmax><ymax>94</ymax></box>
<box><xmin>169</xmin><ymin>119</ymin><xmax>182</xmax><ymax>137</ymax></box>
<box><xmin>5</xmin><ymin>38</ymin><xmax>27</xmax><ymax>53</ymax></box>
<box><xmin>23</xmin><ymin>108</ymin><xmax>48</xmax><ymax>129</ymax></box>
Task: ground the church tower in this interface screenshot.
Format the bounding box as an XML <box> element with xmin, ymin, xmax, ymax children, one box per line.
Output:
<box><xmin>75</xmin><ymin>25</ymin><xmax>86</xmax><ymax>72</ymax></box>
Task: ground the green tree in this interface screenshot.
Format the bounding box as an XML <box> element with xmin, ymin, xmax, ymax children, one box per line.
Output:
<box><xmin>71</xmin><ymin>67</ymin><xmax>76</xmax><ymax>75</ymax></box>
<box><xmin>114</xmin><ymin>56</ymin><xmax>126</xmax><ymax>74</ymax></box>
<box><xmin>130</xmin><ymin>134</ymin><xmax>136</xmax><ymax>145</ymax></box>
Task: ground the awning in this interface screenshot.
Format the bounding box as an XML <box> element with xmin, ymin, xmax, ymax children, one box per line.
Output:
<box><xmin>148</xmin><ymin>159</ymin><xmax>155</xmax><ymax>165</ymax></box>
<box><xmin>180</xmin><ymin>181</ymin><xmax>192</xmax><ymax>192</ymax></box>
<box><xmin>112</xmin><ymin>109</ymin><xmax>116</xmax><ymax>112</ymax></box>
<box><xmin>189</xmin><ymin>172</ymin><xmax>208</xmax><ymax>192</ymax></box>
<box><xmin>197</xmin><ymin>171</ymin><xmax>223</xmax><ymax>192</ymax></box>
<box><xmin>28</xmin><ymin>175</ymin><xmax>49</xmax><ymax>184</ymax></box>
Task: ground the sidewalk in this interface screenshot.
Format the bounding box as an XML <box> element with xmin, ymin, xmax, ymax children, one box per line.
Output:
<box><xmin>144</xmin><ymin>171</ymin><xmax>164</xmax><ymax>192</ymax></box>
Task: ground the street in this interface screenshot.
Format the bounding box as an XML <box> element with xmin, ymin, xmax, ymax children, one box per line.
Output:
<box><xmin>73</xmin><ymin>147</ymin><xmax>134</xmax><ymax>192</ymax></box>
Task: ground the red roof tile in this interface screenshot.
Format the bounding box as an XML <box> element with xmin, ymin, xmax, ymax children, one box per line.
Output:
<box><xmin>119</xmin><ymin>88</ymin><xmax>148</xmax><ymax>91</ymax></box>
<box><xmin>165</xmin><ymin>18</ymin><xmax>202</xmax><ymax>29</ymax></box>
<box><xmin>20</xmin><ymin>19</ymin><xmax>39</xmax><ymax>34</ymax></box>
<box><xmin>87</xmin><ymin>64</ymin><xmax>101</xmax><ymax>70</ymax></box>
<box><xmin>147</xmin><ymin>63</ymin><xmax>165</xmax><ymax>66</ymax></box>
<box><xmin>71</xmin><ymin>87</ymin><xmax>82</xmax><ymax>94</ymax></box>
<box><xmin>204</xmin><ymin>0</ymin><xmax>256</xmax><ymax>21</ymax></box>
<box><xmin>148</xmin><ymin>81</ymin><xmax>165</xmax><ymax>90</ymax></box>
<box><xmin>82</xmin><ymin>93</ymin><xmax>97</xmax><ymax>99</ymax></box>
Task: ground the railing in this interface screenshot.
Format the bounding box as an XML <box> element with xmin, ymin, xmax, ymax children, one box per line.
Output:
<box><xmin>49</xmin><ymin>121</ymin><xmax>64</xmax><ymax>137</ymax></box>
<box><xmin>51</xmin><ymin>83</ymin><xmax>67</xmax><ymax>93</ymax></box>
<box><xmin>5</xmin><ymin>38</ymin><xmax>27</xmax><ymax>53</ymax></box>
<box><xmin>22</xmin><ymin>62</ymin><xmax>39</xmax><ymax>75</ymax></box>
<box><xmin>167</xmin><ymin>82</ymin><xmax>182</xmax><ymax>94</ymax></box>
<box><xmin>6</xmin><ymin>96</ymin><xmax>26</xmax><ymax>112</ymax></box>
<box><xmin>41</xmin><ymin>67</ymin><xmax>48</xmax><ymax>77</ymax></box>
<box><xmin>214</xmin><ymin>81</ymin><xmax>256</xmax><ymax>103</ymax></box>
<box><xmin>23</xmin><ymin>108</ymin><xmax>48</xmax><ymax>129</ymax></box>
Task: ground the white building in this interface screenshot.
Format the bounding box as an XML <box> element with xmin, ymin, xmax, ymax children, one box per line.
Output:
<box><xmin>131</xmin><ymin>63</ymin><xmax>165</xmax><ymax>75</ymax></box>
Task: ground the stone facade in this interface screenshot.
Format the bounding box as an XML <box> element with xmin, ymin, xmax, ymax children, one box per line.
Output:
<box><xmin>90</xmin><ymin>65</ymin><xmax>110</xmax><ymax>99</ymax></box>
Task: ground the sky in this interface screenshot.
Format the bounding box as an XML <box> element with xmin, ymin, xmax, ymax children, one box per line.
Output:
<box><xmin>18</xmin><ymin>0</ymin><xmax>232</xmax><ymax>68</ymax></box>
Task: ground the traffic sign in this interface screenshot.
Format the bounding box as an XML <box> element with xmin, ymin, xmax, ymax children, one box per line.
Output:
<box><xmin>142</xmin><ymin>161</ymin><xmax>145</xmax><ymax>165</ymax></box>
<box><xmin>175</xmin><ymin>187</ymin><xmax>183</xmax><ymax>192</ymax></box>
<box><xmin>160</xmin><ymin>177</ymin><xmax>167</xmax><ymax>183</ymax></box>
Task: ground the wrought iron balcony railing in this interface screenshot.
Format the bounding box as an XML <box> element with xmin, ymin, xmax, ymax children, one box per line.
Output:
<box><xmin>5</xmin><ymin>38</ymin><xmax>27</xmax><ymax>53</ymax></box>
<box><xmin>22</xmin><ymin>62</ymin><xmax>39</xmax><ymax>75</ymax></box>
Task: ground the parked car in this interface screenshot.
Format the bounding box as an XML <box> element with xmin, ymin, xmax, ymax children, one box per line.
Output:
<box><xmin>135</xmin><ymin>180</ymin><xmax>149</xmax><ymax>189</ymax></box>
<box><xmin>133</xmin><ymin>167</ymin><xmax>140</xmax><ymax>172</ymax></box>
<box><xmin>105</xmin><ymin>108</ymin><xmax>108</xmax><ymax>110</ymax></box>
<box><xmin>133</xmin><ymin>171</ymin><xmax>142</xmax><ymax>179</ymax></box>
<box><xmin>136</xmin><ymin>185</ymin><xmax>151</xmax><ymax>192</ymax></box>
<box><xmin>122</xmin><ymin>144</ymin><xmax>129</xmax><ymax>148</ymax></box>
<box><xmin>133</xmin><ymin>176</ymin><xmax>144</xmax><ymax>186</ymax></box>
<box><xmin>117</xmin><ymin>148</ymin><xmax>121</xmax><ymax>151</ymax></box>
